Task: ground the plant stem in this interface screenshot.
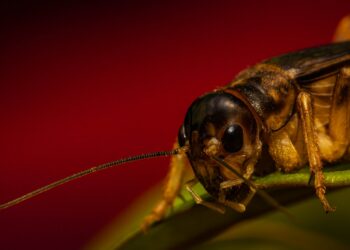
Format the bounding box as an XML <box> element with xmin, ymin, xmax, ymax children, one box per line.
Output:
<box><xmin>254</xmin><ymin>165</ymin><xmax>350</xmax><ymax>189</ymax></box>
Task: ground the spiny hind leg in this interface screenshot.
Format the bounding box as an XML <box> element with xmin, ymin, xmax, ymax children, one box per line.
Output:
<box><xmin>185</xmin><ymin>179</ymin><xmax>226</xmax><ymax>213</ymax></box>
<box><xmin>142</xmin><ymin>142</ymin><xmax>189</xmax><ymax>231</ymax></box>
<box><xmin>297</xmin><ymin>92</ymin><xmax>335</xmax><ymax>212</ymax></box>
<box><xmin>317</xmin><ymin>66</ymin><xmax>350</xmax><ymax>162</ymax></box>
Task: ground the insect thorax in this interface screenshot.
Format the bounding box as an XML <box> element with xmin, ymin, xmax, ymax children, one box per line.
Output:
<box><xmin>228</xmin><ymin>64</ymin><xmax>297</xmax><ymax>131</ymax></box>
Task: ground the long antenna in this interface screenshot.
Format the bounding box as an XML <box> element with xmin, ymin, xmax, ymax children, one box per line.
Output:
<box><xmin>0</xmin><ymin>148</ymin><xmax>182</xmax><ymax>210</ymax></box>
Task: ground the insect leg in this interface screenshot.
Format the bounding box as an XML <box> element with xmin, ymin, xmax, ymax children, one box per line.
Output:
<box><xmin>185</xmin><ymin>179</ymin><xmax>226</xmax><ymax>213</ymax></box>
<box><xmin>141</xmin><ymin>143</ymin><xmax>188</xmax><ymax>231</ymax></box>
<box><xmin>297</xmin><ymin>92</ymin><xmax>335</xmax><ymax>212</ymax></box>
<box><xmin>268</xmin><ymin>128</ymin><xmax>306</xmax><ymax>172</ymax></box>
<box><xmin>332</xmin><ymin>14</ymin><xmax>350</xmax><ymax>157</ymax></box>
<box><xmin>317</xmin><ymin>66</ymin><xmax>350</xmax><ymax>162</ymax></box>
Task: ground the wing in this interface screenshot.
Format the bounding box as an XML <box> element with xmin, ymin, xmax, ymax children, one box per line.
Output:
<box><xmin>264</xmin><ymin>41</ymin><xmax>350</xmax><ymax>83</ymax></box>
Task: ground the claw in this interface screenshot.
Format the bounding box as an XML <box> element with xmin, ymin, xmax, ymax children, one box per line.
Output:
<box><xmin>316</xmin><ymin>186</ymin><xmax>336</xmax><ymax>213</ymax></box>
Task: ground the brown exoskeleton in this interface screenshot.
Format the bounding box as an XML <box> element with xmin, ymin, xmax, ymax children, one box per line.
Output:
<box><xmin>142</xmin><ymin>16</ymin><xmax>350</xmax><ymax>229</ymax></box>
<box><xmin>1</xmin><ymin>16</ymin><xmax>350</xmax><ymax>232</ymax></box>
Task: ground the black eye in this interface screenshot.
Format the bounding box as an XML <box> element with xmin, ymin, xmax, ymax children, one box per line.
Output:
<box><xmin>222</xmin><ymin>124</ymin><xmax>243</xmax><ymax>153</ymax></box>
<box><xmin>178</xmin><ymin>125</ymin><xmax>187</xmax><ymax>147</ymax></box>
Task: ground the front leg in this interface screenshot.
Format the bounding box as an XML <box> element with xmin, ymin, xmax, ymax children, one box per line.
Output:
<box><xmin>142</xmin><ymin>142</ymin><xmax>189</xmax><ymax>231</ymax></box>
<box><xmin>297</xmin><ymin>92</ymin><xmax>335</xmax><ymax>212</ymax></box>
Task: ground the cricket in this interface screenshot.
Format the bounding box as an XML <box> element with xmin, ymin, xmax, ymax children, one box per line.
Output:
<box><xmin>1</xmin><ymin>15</ymin><xmax>350</xmax><ymax>232</ymax></box>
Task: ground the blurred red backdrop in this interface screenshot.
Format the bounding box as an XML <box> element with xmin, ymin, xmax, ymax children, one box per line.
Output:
<box><xmin>1</xmin><ymin>1</ymin><xmax>350</xmax><ymax>249</ymax></box>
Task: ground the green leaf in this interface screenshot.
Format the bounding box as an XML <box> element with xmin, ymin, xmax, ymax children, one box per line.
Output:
<box><xmin>85</xmin><ymin>164</ymin><xmax>350</xmax><ymax>250</ymax></box>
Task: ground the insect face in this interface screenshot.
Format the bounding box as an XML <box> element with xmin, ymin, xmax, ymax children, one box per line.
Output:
<box><xmin>178</xmin><ymin>91</ymin><xmax>260</xmax><ymax>197</ymax></box>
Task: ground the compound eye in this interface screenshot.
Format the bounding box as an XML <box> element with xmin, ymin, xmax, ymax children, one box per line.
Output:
<box><xmin>222</xmin><ymin>124</ymin><xmax>243</xmax><ymax>153</ymax></box>
<box><xmin>178</xmin><ymin>124</ymin><xmax>187</xmax><ymax>147</ymax></box>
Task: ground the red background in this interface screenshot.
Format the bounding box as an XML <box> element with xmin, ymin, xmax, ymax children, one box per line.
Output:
<box><xmin>1</xmin><ymin>1</ymin><xmax>350</xmax><ymax>249</ymax></box>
